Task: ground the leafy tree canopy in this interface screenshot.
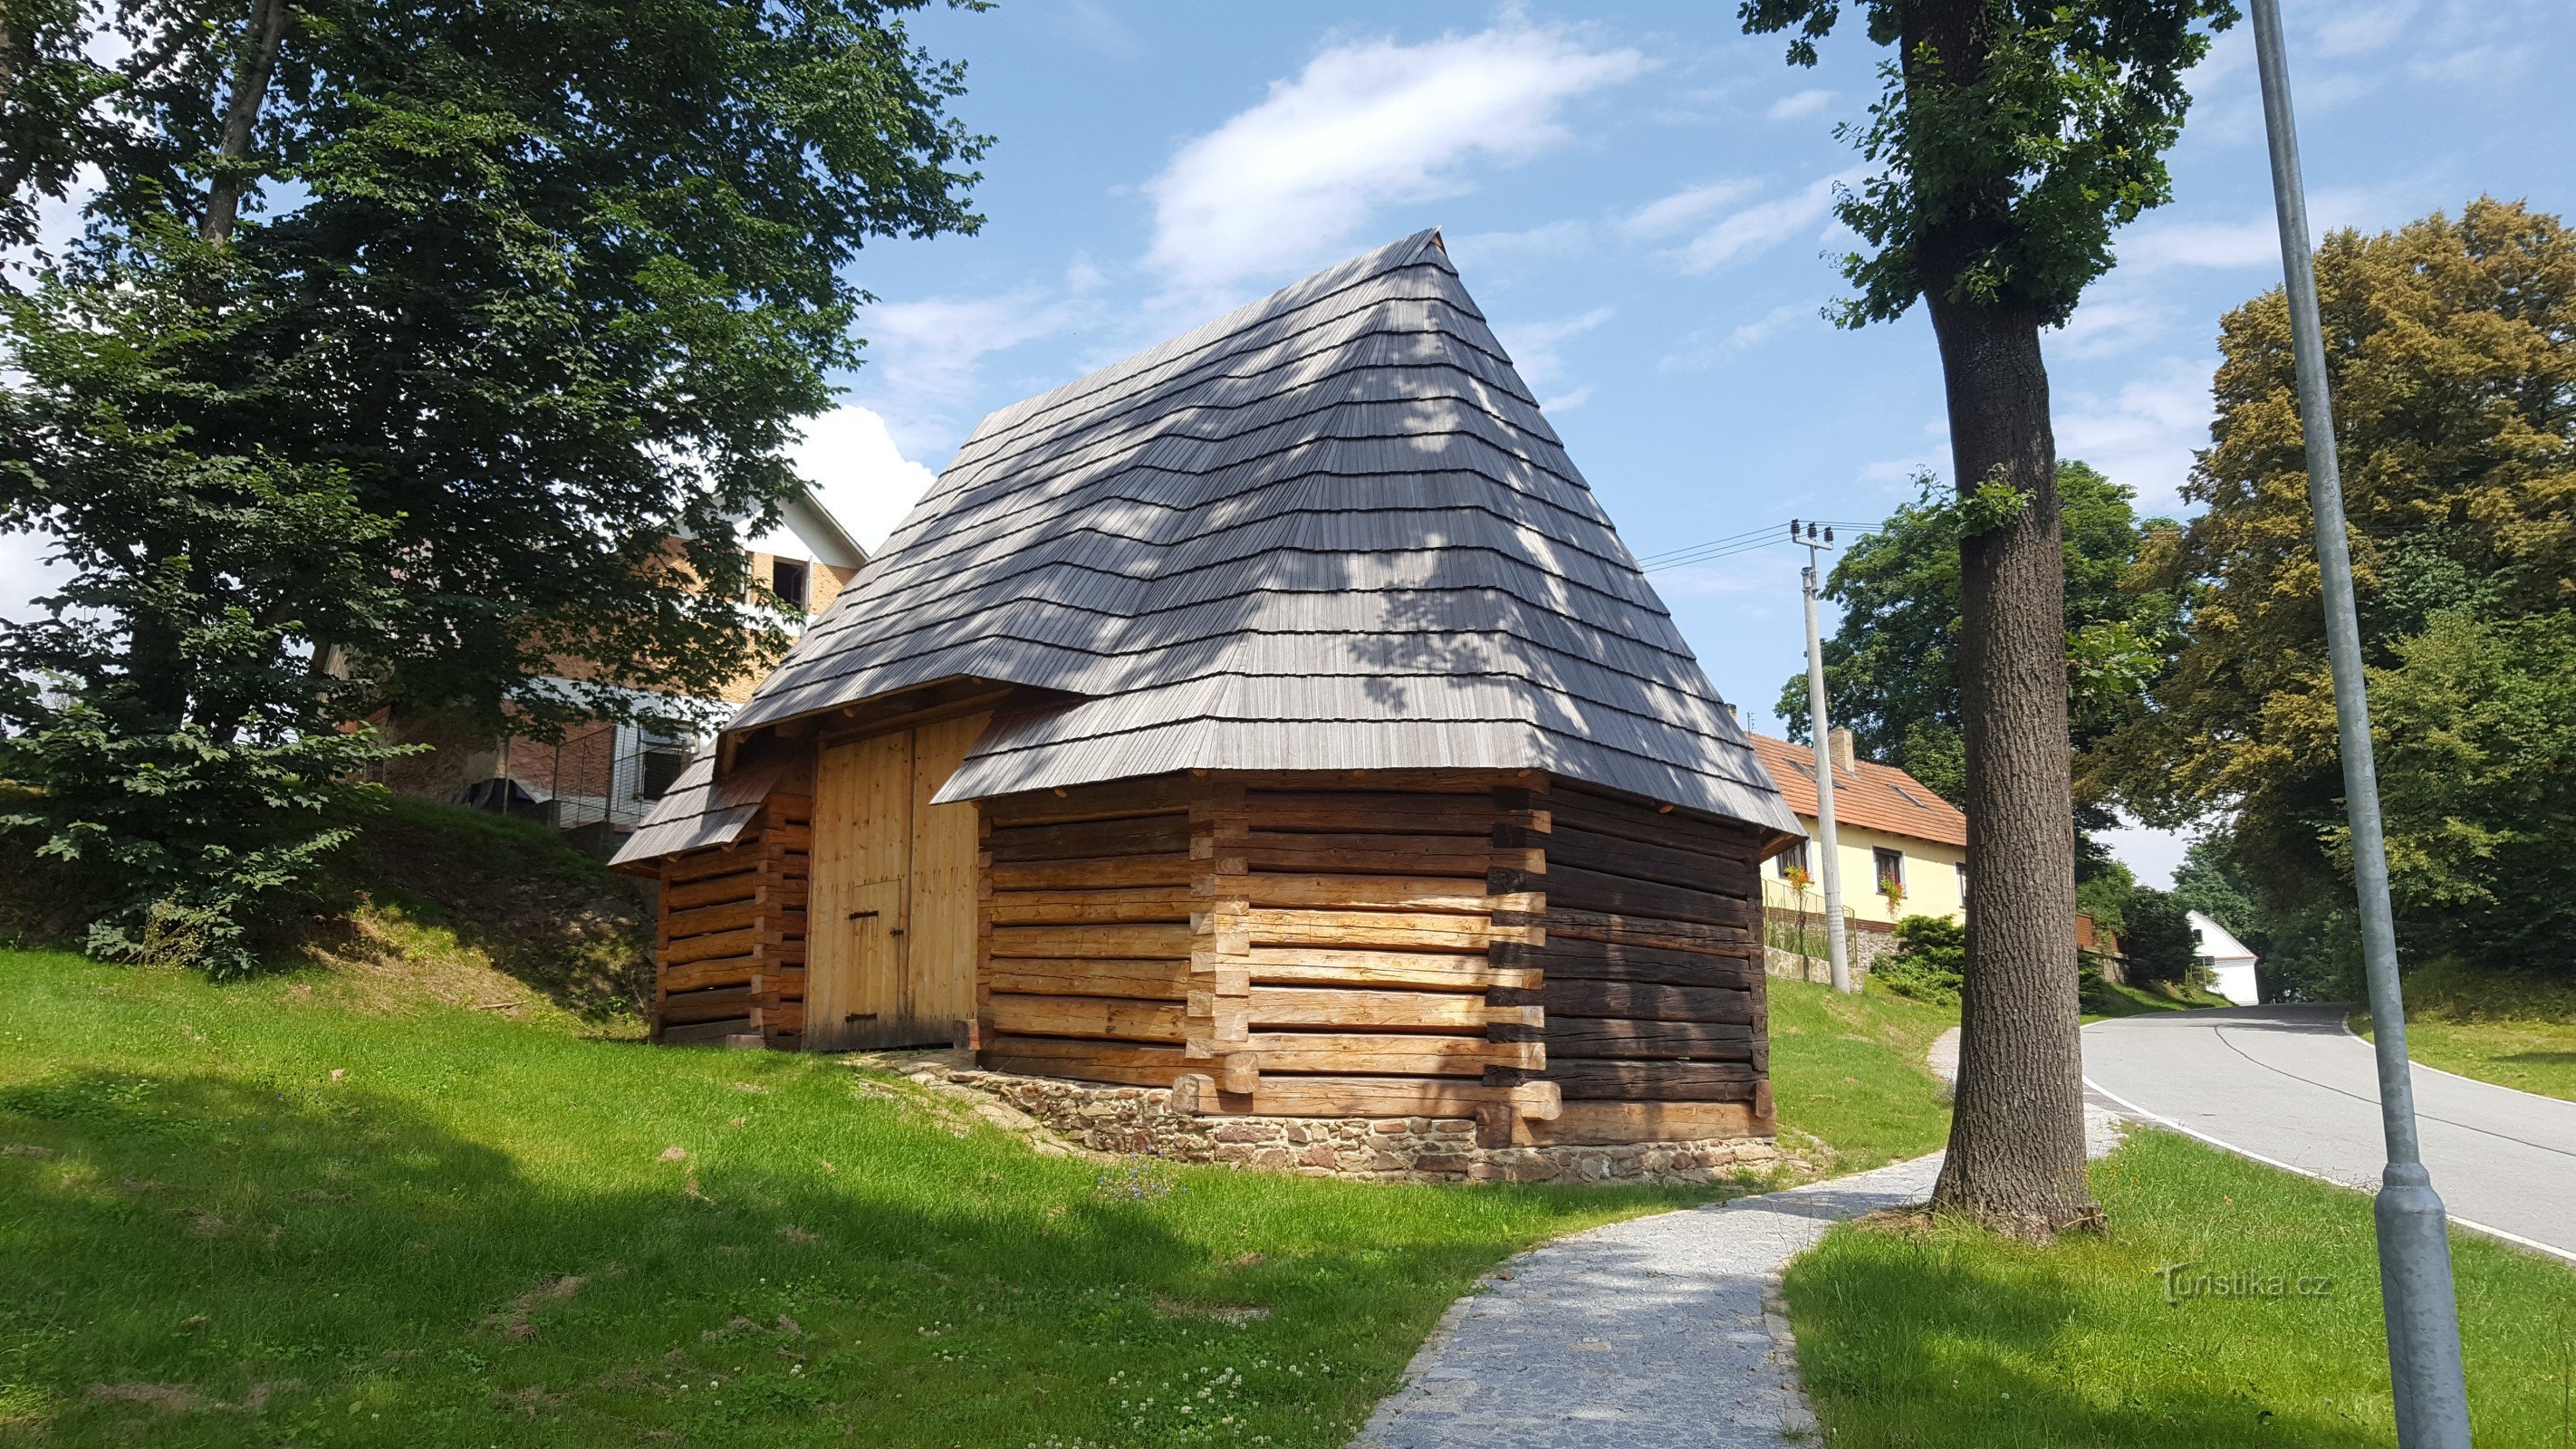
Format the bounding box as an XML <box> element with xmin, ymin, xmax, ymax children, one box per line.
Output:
<box><xmin>0</xmin><ymin>0</ymin><xmax>988</xmax><ymax>969</ymax></box>
<box><xmin>2098</xmin><ymin>198</ymin><xmax>2576</xmax><ymax>980</ymax></box>
<box><xmin>1775</xmin><ymin>459</ymin><xmax>2181</xmax><ymax>808</ymax></box>
<box><xmin>1740</xmin><ymin>0</ymin><xmax>2235</xmax><ymax>329</ymax></box>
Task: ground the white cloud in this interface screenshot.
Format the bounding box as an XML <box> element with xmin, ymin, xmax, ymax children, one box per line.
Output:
<box><xmin>1621</xmin><ymin>179</ymin><xmax>1758</xmax><ymax>241</ymax></box>
<box><xmin>2046</xmin><ymin>294</ymin><xmax>2168</xmax><ymax>360</ymax></box>
<box><xmin>1723</xmin><ymin>301</ymin><xmax>1814</xmax><ymax>352</ymax></box>
<box><xmin>1658</xmin><ymin>300</ymin><xmax>1821</xmax><ymax>370</ymax></box>
<box><xmin>1539</xmin><ymin>385</ymin><xmax>1595</xmax><ymax>414</ymax></box>
<box><xmin>1143</xmin><ymin>26</ymin><xmax>1645</xmax><ymax>299</ymax></box>
<box><xmin>2052</xmin><ymin>357</ymin><xmax>2215</xmax><ymax>511</ymax></box>
<box><xmin>1673</xmin><ymin>171</ymin><xmax>1853</xmax><ymax>273</ymax></box>
<box><xmin>1490</xmin><ymin>305</ymin><xmax>1613</xmax><ymax>388</ymax></box>
<box><xmin>1766</xmin><ymin>88</ymin><xmax>1834</xmax><ymax>120</ymax></box>
<box><xmin>783</xmin><ymin>405</ymin><xmax>941</xmax><ymax>557</ymax></box>
<box><xmin>845</xmin><ymin>289</ymin><xmax>1094</xmax><ymax>455</ymax></box>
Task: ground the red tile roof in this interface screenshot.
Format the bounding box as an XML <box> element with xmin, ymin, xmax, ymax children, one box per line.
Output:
<box><xmin>1745</xmin><ymin>733</ymin><xmax>1967</xmax><ymax>849</ymax></box>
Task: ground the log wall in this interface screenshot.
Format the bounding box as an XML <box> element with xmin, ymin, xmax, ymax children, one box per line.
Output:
<box><xmin>646</xmin><ymin>770</ymin><xmax>1776</xmax><ymax>1145</ymax></box>
<box><xmin>652</xmin><ymin>793</ymin><xmax>811</xmax><ymax>1047</ymax></box>
<box><xmin>1502</xmin><ymin>785</ymin><xmax>1774</xmax><ymax>1142</ymax></box>
<box><xmin>975</xmin><ymin>772</ymin><xmax>1562</xmax><ymax>1126</ymax></box>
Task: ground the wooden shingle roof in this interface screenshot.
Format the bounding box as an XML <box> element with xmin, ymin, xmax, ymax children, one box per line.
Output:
<box><xmin>1744</xmin><ymin>733</ymin><xmax>1966</xmax><ymax>849</ymax></box>
<box><xmin>618</xmin><ymin>231</ymin><xmax>1794</xmax><ymax>864</ymax></box>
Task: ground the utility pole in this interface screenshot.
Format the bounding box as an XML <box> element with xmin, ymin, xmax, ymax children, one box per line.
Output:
<box><xmin>2248</xmin><ymin>5</ymin><xmax>2471</xmax><ymax>1444</ymax></box>
<box><xmin>1793</xmin><ymin>521</ymin><xmax>1852</xmax><ymax>993</ymax></box>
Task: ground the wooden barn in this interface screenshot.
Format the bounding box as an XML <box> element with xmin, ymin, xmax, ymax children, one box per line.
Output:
<box><xmin>612</xmin><ymin>230</ymin><xmax>1803</xmax><ymax>1156</ymax></box>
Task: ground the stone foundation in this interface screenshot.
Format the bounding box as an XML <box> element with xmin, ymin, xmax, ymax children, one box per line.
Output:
<box><xmin>932</xmin><ymin>1067</ymin><xmax>1780</xmax><ymax>1185</ymax></box>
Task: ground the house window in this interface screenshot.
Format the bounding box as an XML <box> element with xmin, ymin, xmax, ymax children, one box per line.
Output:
<box><xmin>1955</xmin><ymin>860</ymin><xmax>1969</xmax><ymax>901</ymax></box>
<box><xmin>1873</xmin><ymin>848</ymin><xmax>1905</xmax><ymax>897</ymax></box>
<box><xmin>636</xmin><ymin>734</ymin><xmax>691</xmax><ymax>800</ymax></box>
<box><xmin>1777</xmin><ymin>840</ymin><xmax>1812</xmax><ymax>878</ymax></box>
<box><xmin>769</xmin><ymin>557</ymin><xmax>811</xmax><ymax>611</ymax></box>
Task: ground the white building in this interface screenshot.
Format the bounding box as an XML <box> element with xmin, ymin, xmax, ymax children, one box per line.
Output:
<box><xmin>2188</xmin><ymin>910</ymin><xmax>2261</xmax><ymax>1005</ymax></box>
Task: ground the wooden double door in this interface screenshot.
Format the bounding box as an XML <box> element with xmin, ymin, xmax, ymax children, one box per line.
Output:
<box><xmin>804</xmin><ymin>712</ymin><xmax>985</xmax><ymax>1051</ymax></box>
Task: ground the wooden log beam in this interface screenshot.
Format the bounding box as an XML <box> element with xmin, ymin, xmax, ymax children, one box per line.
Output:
<box><xmin>1242</xmin><ymin>986</ymin><xmax>1494</xmax><ymax>1031</ymax></box>
<box><xmin>983</xmin><ymin>959</ymin><xmax>1187</xmax><ymax>1001</ymax></box>
<box><xmin>1242</xmin><ymin>832</ymin><xmax>1497</xmax><ymax>877</ymax></box>
<box><xmin>988</xmin><ymin>923</ymin><xmax>1194</xmax><ymax>961</ymax></box>
<box><xmin>1540</xmin><ymin>979</ymin><xmax>1761</xmax><ymax>1024</ymax></box>
<box><xmin>986</xmin><ymin>814</ymin><xmax>1192</xmax><ymax>863</ymax></box>
<box><xmin>1544</xmin><ymin>791</ymin><xmax>1760</xmax><ymax>854</ymax></box>
<box><xmin>988</xmin><ymin>855</ymin><xmax>1195</xmax><ymax>891</ymax></box>
<box><xmin>1245</xmin><ymin>908</ymin><xmax>1489</xmax><ymax>952</ymax></box>
<box><xmin>987</xmin><ymin>993</ymin><xmax>1186</xmax><ymax>1042</ymax></box>
<box><xmin>1544</xmin><ymin>1018</ymin><xmax>1761</xmax><ymax>1060</ymax></box>
<box><xmin>1530</xmin><ymin>823</ymin><xmax>1760</xmax><ymax>896</ymax></box>
<box><xmin>662</xmin><ymin>984</ymin><xmax>760</xmax><ymax>1024</ymax></box>
<box><xmin>1243</xmin><ymin>792</ymin><xmax>1499</xmax><ymax>835</ymax></box>
<box><xmin>1244</xmin><ymin>947</ymin><xmax>1533</xmax><ymax>992</ymax></box>
<box><xmin>985</xmin><ymin>887</ymin><xmax>1194</xmax><ymax>926</ymax></box>
<box><xmin>1495</xmin><ymin>937</ymin><xmax>1761</xmax><ymax>984</ymax></box>
<box><xmin>980</xmin><ymin>1033</ymin><xmax>1189</xmax><ymax>1086</ymax></box>
<box><xmin>659</xmin><ymin>955</ymin><xmax>760</xmax><ymax>993</ymax></box>
<box><xmin>1544</xmin><ymin>1059</ymin><xmax>1763</xmax><ymax>1101</ymax></box>
<box><xmin>1245</xmin><ymin>1033</ymin><xmax>1537</xmax><ymax>1075</ymax></box>
<box><xmin>1242</xmin><ymin>874</ymin><xmax>1490</xmax><ymax>913</ymax></box>
<box><xmin>1526</xmin><ymin>865</ymin><xmax>1759</xmax><ymax>927</ymax></box>
<box><xmin>663</xmin><ymin>872</ymin><xmax>764</xmax><ymax>910</ymax></box>
<box><xmin>1543</xmin><ymin>910</ymin><xmax>1757</xmax><ymax>955</ymax></box>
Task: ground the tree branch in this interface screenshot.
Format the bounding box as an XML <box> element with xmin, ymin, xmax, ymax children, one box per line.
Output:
<box><xmin>203</xmin><ymin>0</ymin><xmax>286</xmax><ymax>244</ymax></box>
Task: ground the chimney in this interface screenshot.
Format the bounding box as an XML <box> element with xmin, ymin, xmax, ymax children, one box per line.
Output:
<box><xmin>1829</xmin><ymin>726</ymin><xmax>1857</xmax><ymax>777</ymax></box>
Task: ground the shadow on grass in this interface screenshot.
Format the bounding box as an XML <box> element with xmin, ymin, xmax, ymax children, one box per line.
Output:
<box><xmin>0</xmin><ymin>1065</ymin><xmax>1242</xmax><ymax>1446</ymax></box>
<box><xmin>0</xmin><ymin>1049</ymin><xmax>1712</xmax><ymax>1448</ymax></box>
<box><xmin>305</xmin><ymin>799</ymin><xmax>658</xmax><ymax>1021</ymax></box>
<box><xmin>1785</xmin><ymin>1243</ymin><xmax>2391</xmax><ymax>1448</ymax></box>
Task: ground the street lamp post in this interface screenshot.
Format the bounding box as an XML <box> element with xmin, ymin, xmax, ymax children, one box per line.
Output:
<box><xmin>2247</xmin><ymin>4</ymin><xmax>2472</xmax><ymax>1443</ymax></box>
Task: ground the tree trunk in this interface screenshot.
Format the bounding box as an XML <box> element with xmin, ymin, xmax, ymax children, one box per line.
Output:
<box><xmin>1923</xmin><ymin>293</ymin><xmax>2100</xmax><ymax>1237</ymax></box>
<box><xmin>204</xmin><ymin>0</ymin><xmax>288</xmax><ymax>244</ymax></box>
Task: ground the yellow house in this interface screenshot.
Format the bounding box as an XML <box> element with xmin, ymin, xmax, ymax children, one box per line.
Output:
<box><xmin>1747</xmin><ymin>729</ymin><xmax>1966</xmax><ymax>927</ymax></box>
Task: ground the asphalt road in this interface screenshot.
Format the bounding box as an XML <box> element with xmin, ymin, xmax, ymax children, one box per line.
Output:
<box><xmin>2082</xmin><ymin>1003</ymin><xmax>2576</xmax><ymax>1262</ymax></box>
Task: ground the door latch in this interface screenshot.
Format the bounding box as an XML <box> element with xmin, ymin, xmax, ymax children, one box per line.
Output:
<box><xmin>844</xmin><ymin>1012</ymin><xmax>877</xmax><ymax>1023</ymax></box>
<box><xmin>847</xmin><ymin>908</ymin><xmax>879</xmax><ymax>921</ymax></box>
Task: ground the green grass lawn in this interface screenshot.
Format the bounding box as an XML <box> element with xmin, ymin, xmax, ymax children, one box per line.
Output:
<box><xmin>0</xmin><ymin>944</ymin><xmax>1966</xmax><ymax>1447</ymax></box>
<box><xmin>1784</xmin><ymin>1129</ymin><xmax>2576</xmax><ymax>1447</ymax></box>
<box><xmin>2081</xmin><ymin>974</ymin><xmax>2234</xmax><ymax>1022</ymax></box>
<box><xmin>1767</xmin><ymin>976</ymin><xmax>1957</xmax><ymax>1171</ymax></box>
<box><xmin>2356</xmin><ymin>959</ymin><xmax>2576</xmax><ymax>1104</ymax></box>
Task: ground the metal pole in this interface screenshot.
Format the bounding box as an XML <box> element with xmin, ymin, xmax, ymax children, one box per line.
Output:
<box><xmin>1796</xmin><ymin>524</ymin><xmax>1852</xmax><ymax>993</ymax></box>
<box><xmin>2248</xmin><ymin>5</ymin><xmax>2471</xmax><ymax>1443</ymax></box>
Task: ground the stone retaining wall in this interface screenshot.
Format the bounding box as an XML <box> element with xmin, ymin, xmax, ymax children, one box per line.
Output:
<box><xmin>935</xmin><ymin>1067</ymin><xmax>1780</xmax><ymax>1185</ymax></box>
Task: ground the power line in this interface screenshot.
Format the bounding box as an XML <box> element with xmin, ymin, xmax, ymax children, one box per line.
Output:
<box><xmin>1636</xmin><ymin>519</ymin><xmax>1874</xmax><ymax>573</ymax></box>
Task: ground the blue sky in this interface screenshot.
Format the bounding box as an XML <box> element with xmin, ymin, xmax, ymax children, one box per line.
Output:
<box><xmin>765</xmin><ymin>0</ymin><xmax>2575</xmax><ymax>884</ymax></box>
<box><xmin>6</xmin><ymin>0</ymin><xmax>2568</xmax><ymax>884</ymax></box>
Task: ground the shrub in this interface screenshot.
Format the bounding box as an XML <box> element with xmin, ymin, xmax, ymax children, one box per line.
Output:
<box><xmin>2120</xmin><ymin>887</ymin><xmax>2197</xmax><ymax>987</ymax></box>
<box><xmin>1875</xmin><ymin>914</ymin><xmax>1966</xmax><ymax>1005</ymax></box>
